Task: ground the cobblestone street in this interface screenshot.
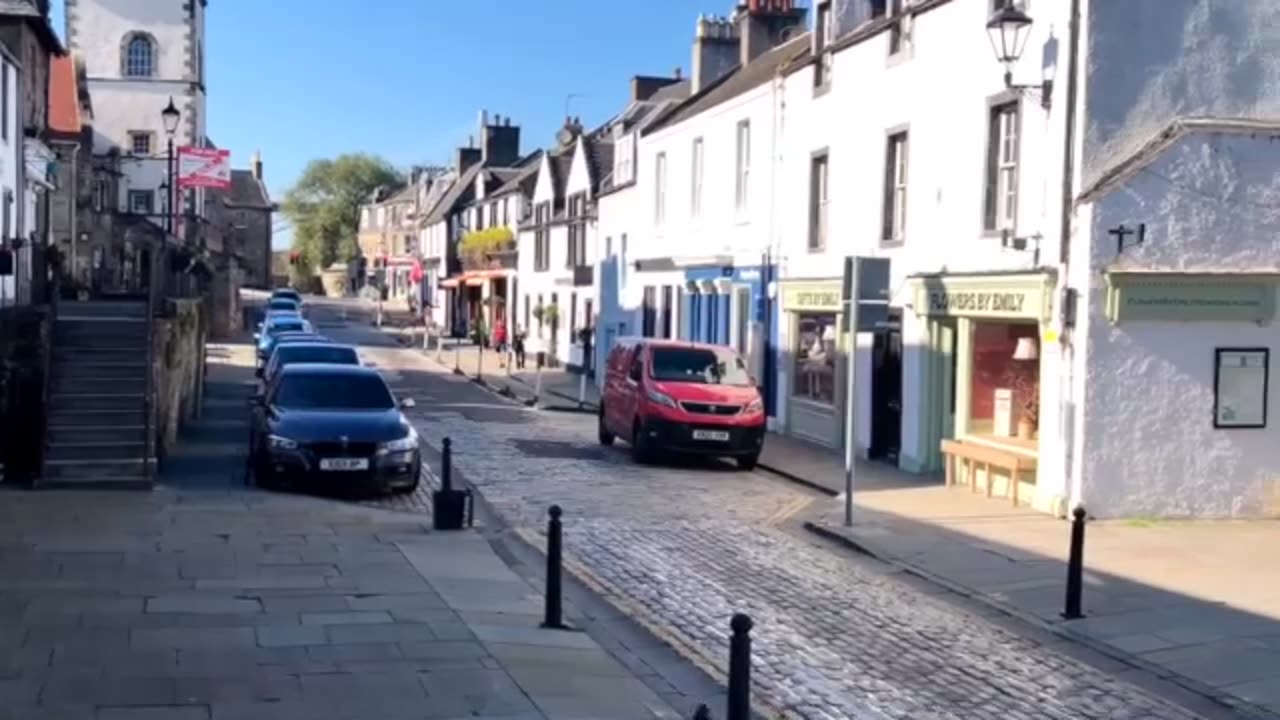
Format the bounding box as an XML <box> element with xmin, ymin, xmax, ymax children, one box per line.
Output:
<box><xmin>324</xmin><ymin>309</ymin><xmax>1230</xmax><ymax>720</ymax></box>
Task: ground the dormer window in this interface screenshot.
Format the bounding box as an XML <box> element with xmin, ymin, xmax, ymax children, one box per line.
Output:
<box><xmin>122</xmin><ymin>33</ymin><xmax>155</xmax><ymax>78</ymax></box>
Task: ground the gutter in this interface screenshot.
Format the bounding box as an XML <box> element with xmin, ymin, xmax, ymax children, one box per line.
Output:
<box><xmin>1058</xmin><ymin>0</ymin><xmax>1082</xmax><ymax>268</ymax></box>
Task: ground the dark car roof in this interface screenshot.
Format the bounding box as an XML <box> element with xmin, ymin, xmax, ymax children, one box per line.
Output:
<box><xmin>276</xmin><ymin>342</ymin><xmax>352</xmax><ymax>353</ymax></box>
<box><xmin>273</xmin><ymin>333</ymin><xmax>327</xmax><ymax>343</ymax></box>
<box><xmin>271</xmin><ymin>289</ymin><xmax>300</xmax><ymax>297</ymax></box>
<box><xmin>277</xmin><ymin>363</ymin><xmax>381</xmax><ymax>379</ymax></box>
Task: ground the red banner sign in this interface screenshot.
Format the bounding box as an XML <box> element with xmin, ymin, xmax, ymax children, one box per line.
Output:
<box><xmin>177</xmin><ymin>146</ymin><xmax>231</xmax><ymax>189</ymax></box>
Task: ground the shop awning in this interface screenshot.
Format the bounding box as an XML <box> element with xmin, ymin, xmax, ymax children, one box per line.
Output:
<box><xmin>439</xmin><ymin>268</ymin><xmax>512</xmax><ymax>290</ymax></box>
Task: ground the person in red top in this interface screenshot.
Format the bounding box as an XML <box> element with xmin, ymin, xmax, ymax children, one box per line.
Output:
<box><xmin>492</xmin><ymin>317</ymin><xmax>508</xmax><ymax>366</ymax></box>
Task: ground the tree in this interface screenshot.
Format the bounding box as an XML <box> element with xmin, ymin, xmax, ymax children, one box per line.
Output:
<box><xmin>281</xmin><ymin>154</ymin><xmax>402</xmax><ymax>272</ymax></box>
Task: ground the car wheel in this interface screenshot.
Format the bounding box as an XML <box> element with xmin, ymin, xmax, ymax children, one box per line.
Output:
<box><xmin>736</xmin><ymin>453</ymin><xmax>759</xmax><ymax>471</ymax></box>
<box><xmin>631</xmin><ymin>421</ymin><xmax>651</xmax><ymax>464</ymax></box>
<box><xmin>597</xmin><ymin>406</ymin><xmax>615</xmax><ymax>446</ymax></box>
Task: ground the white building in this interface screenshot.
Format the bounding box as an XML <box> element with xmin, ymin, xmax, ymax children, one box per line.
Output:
<box><xmin>0</xmin><ymin>46</ymin><xmax>20</xmax><ymax>305</ymax></box>
<box><xmin>515</xmin><ymin>118</ymin><xmax>612</xmax><ymax>367</ymax></box>
<box><xmin>598</xmin><ymin>2</ymin><xmax>808</xmax><ymax>424</ymax></box>
<box><xmin>66</xmin><ymin>0</ymin><xmax>208</xmax><ymax>227</ymax></box>
<box><xmin>757</xmin><ymin>0</ymin><xmax>1280</xmax><ymax>518</ymax></box>
<box><xmin>594</xmin><ymin>75</ymin><xmax>689</xmax><ymax>368</ymax></box>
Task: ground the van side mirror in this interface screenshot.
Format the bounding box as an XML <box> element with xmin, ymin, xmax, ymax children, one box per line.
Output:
<box><xmin>254</xmin><ymin>367</ymin><xmax>264</xmax><ymax>378</ymax></box>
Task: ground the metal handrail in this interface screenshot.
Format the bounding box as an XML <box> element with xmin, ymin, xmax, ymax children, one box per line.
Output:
<box><xmin>38</xmin><ymin>268</ymin><xmax>59</xmax><ymax>487</ymax></box>
<box><xmin>143</xmin><ymin>240</ymin><xmax>159</xmax><ymax>485</ymax></box>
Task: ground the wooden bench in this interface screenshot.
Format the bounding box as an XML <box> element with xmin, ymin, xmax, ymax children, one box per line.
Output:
<box><xmin>940</xmin><ymin>438</ymin><xmax>1037</xmax><ymax>506</ymax></box>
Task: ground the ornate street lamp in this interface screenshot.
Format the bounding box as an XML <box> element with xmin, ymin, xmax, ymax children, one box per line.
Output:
<box><xmin>161</xmin><ymin>98</ymin><xmax>180</xmax><ymax>234</ymax></box>
<box><xmin>986</xmin><ymin>4</ymin><xmax>1053</xmax><ymax>109</ymax></box>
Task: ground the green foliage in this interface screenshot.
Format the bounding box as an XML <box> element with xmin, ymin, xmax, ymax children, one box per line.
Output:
<box><xmin>282</xmin><ymin>154</ymin><xmax>402</xmax><ymax>271</ymax></box>
<box><xmin>459</xmin><ymin>227</ymin><xmax>514</xmax><ymax>267</ymax></box>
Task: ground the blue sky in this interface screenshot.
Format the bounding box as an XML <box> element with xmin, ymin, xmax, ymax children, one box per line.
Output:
<box><xmin>52</xmin><ymin>0</ymin><xmax>722</xmax><ymax>248</ymax></box>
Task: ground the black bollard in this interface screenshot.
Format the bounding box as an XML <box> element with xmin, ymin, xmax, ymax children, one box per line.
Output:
<box><xmin>431</xmin><ymin>437</ymin><xmax>467</xmax><ymax>531</ymax></box>
<box><xmin>440</xmin><ymin>437</ymin><xmax>453</xmax><ymax>492</ymax></box>
<box><xmin>692</xmin><ymin>704</ymin><xmax>712</xmax><ymax>720</ymax></box>
<box><xmin>541</xmin><ymin>505</ymin><xmax>566</xmax><ymax>629</ymax></box>
<box><xmin>1062</xmin><ymin>506</ymin><xmax>1087</xmax><ymax>619</ymax></box>
<box><xmin>726</xmin><ymin>614</ymin><xmax>753</xmax><ymax>720</ymax></box>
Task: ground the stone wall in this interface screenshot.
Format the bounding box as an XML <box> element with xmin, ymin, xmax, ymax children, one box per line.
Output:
<box><xmin>151</xmin><ymin>297</ymin><xmax>206</xmax><ymax>459</ymax></box>
<box><xmin>0</xmin><ymin>306</ymin><xmax>51</xmax><ymax>484</ymax></box>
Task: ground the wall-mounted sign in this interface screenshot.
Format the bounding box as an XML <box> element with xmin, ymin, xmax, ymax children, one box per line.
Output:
<box><xmin>912</xmin><ymin>273</ymin><xmax>1051</xmax><ymax>321</ymax></box>
<box><xmin>781</xmin><ymin>280</ymin><xmax>843</xmax><ymax>312</ymax></box>
<box><xmin>177</xmin><ymin>147</ymin><xmax>232</xmax><ymax>190</ymax></box>
<box><xmin>1214</xmin><ymin>348</ymin><xmax>1269</xmax><ymax>429</ymax></box>
<box><xmin>1106</xmin><ymin>273</ymin><xmax>1277</xmax><ymax>325</ymax></box>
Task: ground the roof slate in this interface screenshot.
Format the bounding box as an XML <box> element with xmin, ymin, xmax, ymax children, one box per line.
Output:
<box><xmin>645</xmin><ymin>35</ymin><xmax>810</xmax><ymax>135</ymax></box>
<box><xmin>227</xmin><ymin>170</ymin><xmax>271</xmax><ymax>208</ymax></box>
<box><xmin>423</xmin><ymin>163</ymin><xmax>483</xmax><ymax>226</ymax></box>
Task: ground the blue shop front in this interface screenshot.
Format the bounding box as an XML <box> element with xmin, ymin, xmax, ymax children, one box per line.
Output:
<box><xmin>680</xmin><ymin>263</ymin><xmax>780</xmax><ymax>418</ymax></box>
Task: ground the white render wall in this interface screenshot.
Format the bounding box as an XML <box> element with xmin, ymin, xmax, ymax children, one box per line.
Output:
<box><xmin>67</xmin><ymin>0</ymin><xmax>207</xmax><ymax>214</ymax></box>
<box><xmin>0</xmin><ymin>55</ymin><xmax>19</xmax><ymax>304</ymax></box>
<box><xmin>1076</xmin><ymin>132</ymin><xmax>1280</xmax><ymax>518</ymax></box>
<box><xmin>770</xmin><ymin>0</ymin><xmax>1074</xmax><ymax>480</ymax></box>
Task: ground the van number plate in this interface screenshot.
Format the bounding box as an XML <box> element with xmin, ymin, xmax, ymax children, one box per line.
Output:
<box><xmin>692</xmin><ymin>430</ymin><xmax>730</xmax><ymax>442</ymax></box>
<box><xmin>320</xmin><ymin>458</ymin><xmax>369</xmax><ymax>471</ymax></box>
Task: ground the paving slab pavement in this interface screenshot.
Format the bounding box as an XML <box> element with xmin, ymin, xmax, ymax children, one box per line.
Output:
<box><xmin>0</xmin><ymin>332</ymin><xmax>687</xmax><ymax>719</ymax></box>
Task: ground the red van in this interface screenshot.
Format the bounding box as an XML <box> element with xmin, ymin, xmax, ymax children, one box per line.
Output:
<box><xmin>598</xmin><ymin>337</ymin><xmax>766</xmax><ymax>469</ymax></box>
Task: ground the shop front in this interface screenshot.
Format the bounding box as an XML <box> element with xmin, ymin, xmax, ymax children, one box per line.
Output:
<box><xmin>778</xmin><ymin>278</ymin><xmax>845</xmax><ymax>448</ymax></box>
<box><xmin>906</xmin><ymin>271</ymin><xmax>1056</xmax><ymax>506</ymax></box>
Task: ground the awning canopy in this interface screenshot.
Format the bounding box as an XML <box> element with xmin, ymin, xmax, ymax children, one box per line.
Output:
<box><xmin>440</xmin><ymin>269</ymin><xmax>512</xmax><ymax>289</ymax></box>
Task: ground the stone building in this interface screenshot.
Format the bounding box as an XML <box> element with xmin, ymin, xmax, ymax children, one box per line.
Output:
<box><xmin>224</xmin><ymin>152</ymin><xmax>273</xmax><ymax>290</ymax></box>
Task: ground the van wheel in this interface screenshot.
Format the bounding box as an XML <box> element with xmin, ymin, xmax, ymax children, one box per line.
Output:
<box><xmin>736</xmin><ymin>454</ymin><xmax>759</xmax><ymax>471</ymax></box>
<box><xmin>631</xmin><ymin>421</ymin><xmax>651</xmax><ymax>464</ymax></box>
<box><xmin>597</xmin><ymin>406</ymin><xmax>615</xmax><ymax>446</ymax></box>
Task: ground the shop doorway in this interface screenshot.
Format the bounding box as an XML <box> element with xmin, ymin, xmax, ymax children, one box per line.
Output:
<box><xmin>869</xmin><ymin>309</ymin><xmax>903</xmax><ymax>462</ymax></box>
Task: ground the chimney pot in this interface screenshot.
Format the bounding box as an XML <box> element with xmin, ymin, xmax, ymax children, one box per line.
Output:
<box><xmin>674</xmin><ymin>67</ymin><xmax>682</xmax><ymax>79</ymax></box>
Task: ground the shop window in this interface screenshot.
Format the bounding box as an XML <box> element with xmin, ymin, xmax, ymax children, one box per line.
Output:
<box><xmin>969</xmin><ymin>322</ymin><xmax>1039</xmax><ymax>439</ymax></box>
<box><xmin>793</xmin><ymin>312</ymin><xmax>838</xmax><ymax>405</ymax></box>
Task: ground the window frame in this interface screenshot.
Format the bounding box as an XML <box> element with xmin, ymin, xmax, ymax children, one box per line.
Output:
<box><xmin>122</xmin><ymin>33</ymin><xmax>156</xmax><ymax>78</ymax></box>
<box><xmin>690</xmin><ymin>137</ymin><xmax>704</xmax><ymax>218</ymax></box>
<box><xmin>128</xmin><ymin>131</ymin><xmax>154</xmax><ymax>156</ymax></box>
<box><xmin>813</xmin><ymin>1</ymin><xmax>834</xmax><ymax>89</ymax></box>
<box><xmin>881</xmin><ymin>128</ymin><xmax>909</xmax><ymax>245</ymax></box>
<box><xmin>734</xmin><ymin>120</ymin><xmax>751</xmax><ymax>211</ymax></box>
<box><xmin>653</xmin><ymin>152</ymin><xmax>667</xmax><ymax>224</ymax></box>
<box><xmin>984</xmin><ymin>95</ymin><xmax>1022</xmax><ymax>234</ymax></box>
<box><xmin>127</xmin><ymin>189</ymin><xmax>155</xmax><ymax>215</ymax></box>
<box><xmin>808</xmin><ymin>149</ymin><xmax>830</xmax><ymax>252</ymax></box>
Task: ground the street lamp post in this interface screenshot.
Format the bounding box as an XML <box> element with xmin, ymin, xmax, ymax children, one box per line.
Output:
<box><xmin>161</xmin><ymin>98</ymin><xmax>181</xmax><ymax>235</ymax></box>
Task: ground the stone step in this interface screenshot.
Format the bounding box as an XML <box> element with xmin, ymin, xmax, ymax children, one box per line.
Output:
<box><xmin>47</xmin><ymin>425</ymin><xmax>147</xmax><ymax>445</ymax></box>
<box><xmin>54</xmin><ymin>348</ymin><xmax>145</xmax><ymax>363</ymax></box>
<box><xmin>50</xmin><ymin>393</ymin><xmax>146</xmax><ymax>412</ymax></box>
<box><xmin>56</xmin><ymin>301</ymin><xmax>148</xmax><ymax>319</ymax></box>
<box><xmin>54</xmin><ymin>376</ymin><xmax>146</xmax><ymax>394</ymax></box>
<box><xmin>55</xmin><ymin>329</ymin><xmax>148</xmax><ymax>345</ymax></box>
<box><xmin>43</xmin><ymin>457</ymin><xmax>154</xmax><ymax>485</ymax></box>
<box><xmin>47</xmin><ymin>442</ymin><xmax>147</xmax><ymax>462</ymax></box>
<box><xmin>53</xmin><ymin>361</ymin><xmax>148</xmax><ymax>379</ymax></box>
<box><xmin>48</xmin><ymin>409</ymin><xmax>145</xmax><ymax>426</ymax></box>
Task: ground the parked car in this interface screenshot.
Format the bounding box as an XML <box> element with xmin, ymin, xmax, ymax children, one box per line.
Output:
<box><xmin>598</xmin><ymin>338</ymin><xmax>766</xmax><ymax>469</ymax></box>
<box><xmin>247</xmin><ymin>364</ymin><xmax>420</xmax><ymax>494</ymax></box>
<box><xmin>271</xmin><ymin>288</ymin><xmax>303</xmax><ymax>307</ymax></box>
<box><xmin>265</xmin><ymin>297</ymin><xmax>300</xmax><ymax>316</ymax></box>
<box><xmin>254</xmin><ymin>308</ymin><xmax>302</xmax><ymax>341</ymax></box>
<box><xmin>256</xmin><ymin>342</ymin><xmax>360</xmax><ymax>394</ymax></box>
<box><xmin>256</xmin><ymin>317</ymin><xmax>316</xmax><ymax>365</ymax></box>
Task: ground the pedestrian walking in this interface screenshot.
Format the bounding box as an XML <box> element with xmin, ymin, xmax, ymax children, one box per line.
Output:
<box><xmin>513</xmin><ymin>325</ymin><xmax>527</xmax><ymax>369</ymax></box>
<box><xmin>492</xmin><ymin>318</ymin><xmax>508</xmax><ymax>368</ymax></box>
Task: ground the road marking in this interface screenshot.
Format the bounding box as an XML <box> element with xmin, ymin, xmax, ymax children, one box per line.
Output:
<box><xmin>764</xmin><ymin>496</ymin><xmax>814</xmax><ymax>526</ymax></box>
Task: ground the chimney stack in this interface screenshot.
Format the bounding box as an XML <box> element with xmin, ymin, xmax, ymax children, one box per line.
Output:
<box><xmin>480</xmin><ymin>112</ymin><xmax>521</xmax><ymax>167</ymax></box>
<box><xmin>630</xmin><ymin>74</ymin><xmax>684</xmax><ymax>102</ymax></box>
<box><xmin>251</xmin><ymin>150</ymin><xmax>263</xmax><ymax>181</ymax></box>
<box><xmin>737</xmin><ymin>0</ymin><xmax>806</xmax><ymax>66</ymax></box>
<box><xmin>692</xmin><ymin>14</ymin><xmax>739</xmax><ymax>94</ymax></box>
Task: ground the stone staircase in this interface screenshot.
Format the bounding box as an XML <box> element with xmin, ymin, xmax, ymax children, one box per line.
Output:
<box><xmin>44</xmin><ymin>299</ymin><xmax>154</xmax><ymax>488</ymax></box>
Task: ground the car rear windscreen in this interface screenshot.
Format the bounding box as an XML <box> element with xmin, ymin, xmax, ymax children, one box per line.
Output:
<box><xmin>270</xmin><ymin>322</ymin><xmax>305</xmax><ymax>334</ymax></box>
<box><xmin>650</xmin><ymin>347</ymin><xmax>752</xmax><ymax>386</ymax></box>
<box><xmin>279</xmin><ymin>347</ymin><xmax>358</xmax><ymax>367</ymax></box>
<box><xmin>273</xmin><ymin>374</ymin><xmax>395</xmax><ymax>410</ymax></box>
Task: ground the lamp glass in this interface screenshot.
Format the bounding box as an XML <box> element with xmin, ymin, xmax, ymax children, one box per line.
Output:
<box><xmin>986</xmin><ymin>6</ymin><xmax>1034</xmax><ymax>66</ymax></box>
<box><xmin>1013</xmin><ymin>336</ymin><xmax>1039</xmax><ymax>361</ymax></box>
<box><xmin>161</xmin><ymin>97</ymin><xmax>181</xmax><ymax>135</ymax></box>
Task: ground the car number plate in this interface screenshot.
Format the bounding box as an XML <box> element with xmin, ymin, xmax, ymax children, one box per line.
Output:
<box><xmin>692</xmin><ymin>429</ymin><xmax>730</xmax><ymax>442</ymax></box>
<box><xmin>319</xmin><ymin>457</ymin><xmax>369</xmax><ymax>471</ymax></box>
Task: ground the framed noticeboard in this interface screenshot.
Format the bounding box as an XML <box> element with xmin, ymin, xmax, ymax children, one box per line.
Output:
<box><xmin>1213</xmin><ymin>348</ymin><xmax>1269</xmax><ymax>429</ymax></box>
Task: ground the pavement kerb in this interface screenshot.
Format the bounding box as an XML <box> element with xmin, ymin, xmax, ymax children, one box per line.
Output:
<box><xmin>514</xmin><ymin>526</ymin><xmax>777</xmax><ymax>720</ymax></box>
<box><xmin>802</xmin><ymin>521</ymin><xmax>1280</xmax><ymax>720</ymax></box>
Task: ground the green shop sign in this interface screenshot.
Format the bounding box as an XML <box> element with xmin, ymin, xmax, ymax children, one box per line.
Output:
<box><xmin>1105</xmin><ymin>274</ymin><xmax>1278</xmax><ymax>324</ymax></box>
